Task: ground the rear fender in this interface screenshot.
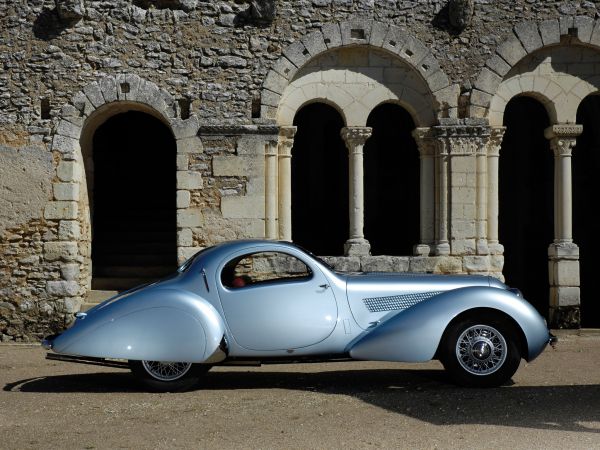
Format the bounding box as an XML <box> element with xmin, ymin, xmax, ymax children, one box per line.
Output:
<box><xmin>52</xmin><ymin>288</ymin><xmax>225</xmax><ymax>363</ymax></box>
<box><xmin>348</xmin><ymin>286</ymin><xmax>549</xmax><ymax>363</ymax></box>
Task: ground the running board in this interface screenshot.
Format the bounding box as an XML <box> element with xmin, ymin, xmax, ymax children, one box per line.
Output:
<box><xmin>46</xmin><ymin>353</ymin><xmax>129</xmax><ymax>369</ymax></box>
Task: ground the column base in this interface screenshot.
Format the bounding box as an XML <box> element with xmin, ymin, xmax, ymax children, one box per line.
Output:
<box><xmin>549</xmin><ymin>305</ymin><xmax>581</xmax><ymax>329</ymax></box>
<box><xmin>435</xmin><ymin>242</ymin><xmax>450</xmax><ymax>256</ymax></box>
<box><xmin>413</xmin><ymin>244</ymin><xmax>431</xmax><ymax>256</ymax></box>
<box><xmin>344</xmin><ymin>238</ymin><xmax>371</xmax><ymax>257</ymax></box>
<box><xmin>476</xmin><ymin>239</ymin><xmax>489</xmax><ymax>255</ymax></box>
<box><xmin>488</xmin><ymin>242</ymin><xmax>504</xmax><ymax>255</ymax></box>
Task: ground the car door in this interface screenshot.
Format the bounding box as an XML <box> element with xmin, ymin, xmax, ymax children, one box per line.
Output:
<box><xmin>216</xmin><ymin>249</ymin><xmax>338</xmax><ymax>351</ymax></box>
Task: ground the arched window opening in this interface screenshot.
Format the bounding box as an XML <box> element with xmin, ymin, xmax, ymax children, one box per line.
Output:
<box><xmin>292</xmin><ymin>103</ymin><xmax>348</xmax><ymax>256</ymax></box>
<box><xmin>364</xmin><ymin>103</ymin><xmax>419</xmax><ymax>256</ymax></box>
<box><xmin>500</xmin><ymin>96</ymin><xmax>553</xmax><ymax>318</ymax></box>
<box><xmin>574</xmin><ymin>95</ymin><xmax>600</xmax><ymax>328</ymax></box>
<box><xmin>91</xmin><ymin>111</ymin><xmax>177</xmax><ymax>290</ymax></box>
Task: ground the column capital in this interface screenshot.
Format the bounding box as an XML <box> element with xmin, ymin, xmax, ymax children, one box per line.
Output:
<box><xmin>412</xmin><ymin>127</ymin><xmax>436</xmax><ymax>157</ymax></box>
<box><xmin>545</xmin><ymin>124</ymin><xmax>582</xmax><ymax>157</ymax></box>
<box><xmin>486</xmin><ymin>127</ymin><xmax>506</xmax><ymax>157</ymax></box>
<box><xmin>278</xmin><ymin>126</ymin><xmax>297</xmax><ymax>157</ymax></box>
<box><xmin>341</xmin><ymin>126</ymin><xmax>372</xmax><ymax>148</ymax></box>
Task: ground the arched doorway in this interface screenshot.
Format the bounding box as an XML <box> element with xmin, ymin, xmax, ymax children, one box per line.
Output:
<box><xmin>91</xmin><ymin>111</ymin><xmax>177</xmax><ymax>290</ymax></box>
<box><xmin>291</xmin><ymin>103</ymin><xmax>348</xmax><ymax>256</ymax></box>
<box><xmin>574</xmin><ymin>95</ymin><xmax>600</xmax><ymax>327</ymax></box>
<box><xmin>364</xmin><ymin>103</ymin><xmax>419</xmax><ymax>255</ymax></box>
<box><xmin>500</xmin><ymin>96</ymin><xmax>553</xmax><ymax>317</ymax></box>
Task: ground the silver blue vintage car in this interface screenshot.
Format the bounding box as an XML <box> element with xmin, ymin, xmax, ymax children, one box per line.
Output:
<box><xmin>43</xmin><ymin>240</ymin><xmax>555</xmax><ymax>391</ymax></box>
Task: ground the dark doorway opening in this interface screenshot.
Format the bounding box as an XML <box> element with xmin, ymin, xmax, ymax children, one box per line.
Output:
<box><xmin>292</xmin><ymin>103</ymin><xmax>348</xmax><ymax>256</ymax></box>
<box><xmin>500</xmin><ymin>96</ymin><xmax>553</xmax><ymax>318</ymax></box>
<box><xmin>574</xmin><ymin>95</ymin><xmax>600</xmax><ymax>327</ymax></box>
<box><xmin>92</xmin><ymin>111</ymin><xmax>177</xmax><ymax>290</ymax></box>
<box><xmin>365</xmin><ymin>103</ymin><xmax>419</xmax><ymax>255</ymax></box>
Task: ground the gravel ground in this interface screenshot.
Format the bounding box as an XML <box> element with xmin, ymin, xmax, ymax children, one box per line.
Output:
<box><xmin>0</xmin><ymin>331</ymin><xmax>599</xmax><ymax>450</ymax></box>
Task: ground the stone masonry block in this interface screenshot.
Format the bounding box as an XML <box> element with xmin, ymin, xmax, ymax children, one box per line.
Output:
<box><xmin>44</xmin><ymin>201</ymin><xmax>78</xmax><ymax>220</ymax></box>
<box><xmin>82</xmin><ymin>82</ymin><xmax>105</xmax><ymax>108</ymax></box>
<box><xmin>550</xmin><ymin>286</ymin><xmax>580</xmax><ymax>307</ymax></box>
<box><xmin>485</xmin><ymin>54</ymin><xmax>511</xmax><ymax>77</ymax></box>
<box><xmin>60</xmin><ymin>263</ymin><xmax>80</xmax><ymax>281</ymax></box>
<box><xmin>417</xmin><ymin>53</ymin><xmax>441</xmax><ymax>80</ymax></box>
<box><xmin>382</xmin><ymin>26</ymin><xmax>408</xmax><ymax>56</ymax></box>
<box><xmin>369</xmin><ymin>22</ymin><xmax>389</xmax><ymax>47</ymax></box>
<box><xmin>401</xmin><ymin>35</ymin><xmax>429</xmax><ymax>67</ymax></box>
<box><xmin>52</xmin><ymin>135</ymin><xmax>80</xmax><ymax>155</ymax></box>
<box><xmin>340</xmin><ymin>20</ymin><xmax>371</xmax><ymax>46</ymax></box>
<box><xmin>53</xmin><ymin>183</ymin><xmax>79</xmax><ymax>201</ymax></box>
<box><xmin>115</xmin><ymin>73</ymin><xmax>142</xmax><ymax>101</ymax></box>
<box><xmin>322</xmin><ymin>256</ymin><xmax>360</xmax><ymax>272</ymax></box>
<box><xmin>56</xmin><ymin>120</ymin><xmax>80</xmax><ymax>139</ymax></box>
<box><xmin>177</xmin><ymin>228</ymin><xmax>193</xmax><ymax>247</ymax></box>
<box><xmin>559</xmin><ymin>16</ymin><xmax>574</xmax><ymax>37</ymax></box>
<box><xmin>213</xmin><ymin>156</ymin><xmax>250</xmax><ymax>177</ymax></box>
<box><xmin>470</xmin><ymin>89</ymin><xmax>493</xmax><ymax>108</ymax></box>
<box><xmin>450</xmin><ymin>239</ymin><xmax>477</xmax><ymax>256</ymax></box>
<box><xmin>574</xmin><ymin>16</ymin><xmax>594</xmax><ymax>43</ymax></box>
<box><xmin>463</xmin><ymin>255</ymin><xmax>490</xmax><ymax>272</ymax></box>
<box><xmin>302</xmin><ymin>31</ymin><xmax>327</xmax><ymax>57</ymax></box>
<box><xmin>271</xmin><ymin>57</ymin><xmax>297</xmax><ymax>80</ymax></box>
<box><xmin>58</xmin><ymin>220</ymin><xmax>80</xmax><ymax>241</ymax></box>
<box><xmin>172</xmin><ymin>116</ymin><xmax>199</xmax><ymax>140</ymax></box>
<box><xmin>177</xmin><ymin>190</ymin><xmax>191</xmax><ymax>209</ymax></box>
<box><xmin>474</xmin><ymin>67</ymin><xmax>502</xmax><ymax>95</ymax></box>
<box><xmin>514</xmin><ymin>21</ymin><xmax>543</xmax><ymax>53</ymax></box>
<box><xmin>135</xmin><ymin>80</ymin><xmax>168</xmax><ymax>116</ymax></box>
<box><xmin>99</xmin><ymin>76</ymin><xmax>118</xmax><ymax>103</ymax></box>
<box><xmin>71</xmin><ymin>91</ymin><xmax>95</xmax><ymax>117</ymax></box>
<box><xmin>44</xmin><ymin>241</ymin><xmax>79</xmax><ymax>261</ymax></box>
<box><xmin>221</xmin><ymin>195</ymin><xmax>264</xmax><ymax>219</ymax></box>
<box><xmin>590</xmin><ymin>21</ymin><xmax>600</xmax><ymax>47</ymax></box>
<box><xmin>361</xmin><ymin>256</ymin><xmax>410</xmax><ymax>272</ymax></box>
<box><xmin>177</xmin><ymin>171</ymin><xmax>203</xmax><ymax>190</ymax></box>
<box><xmin>263</xmin><ymin>70</ymin><xmax>288</xmax><ymax>95</ymax></box>
<box><xmin>283</xmin><ymin>41</ymin><xmax>311</xmax><ymax>68</ymax></box>
<box><xmin>261</xmin><ymin>89</ymin><xmax>281</xmax><ymax>108</ymax></box>
<box><xmin>433</xmin><ymin>84</ymin><xmax>460</xmax><ymax>110</ymax></box>
<box><xmin>550</xmin><ymin>259</ymin><xmax>580</xmax><ymax>286</ymax></box>
<box><xmin>176</xmin><ymin>136</ymin><xmax>203</xmax><ymax>154</ymax></box>
<box><xmin>321</xmin><ymin>23</ymin><xmax>342</xmax><ymax>49</ymax></box>
<box><xmin>427</xmin><ymin>70</ymin><xmax>450</xmax><ymax>93</ymax></box>
<box><xmin>176</xmin><ymin>154</ymin><xmax>189</xmax><ymax>170</ymax></box>
<box><xmin>261</xmin><ymin>105</ymin><xmax>277</xmax><ymax>120</ymax></box>
<box><xmin>177</xmin><ymin>208</ymin><xmax>203</xmax><ymax>227</ymax></box>
<box><xmin>496</xmin><ymin>36</ymin><xmax>527</xmax><ymax>66</ymax></box>
<box><xmin>46</xmin><ymin>280</ymin><xmax>80</xmax><ymax>297</ymax></box>
<box><xmin>57</xmin><ymin>161</ymin><xmax>82</xmax><ymax>182</ymax></box>
<box><xmin>538</xmin><ymin>19</ymin><xmax>560</xmax><ymax>46</ymax></box>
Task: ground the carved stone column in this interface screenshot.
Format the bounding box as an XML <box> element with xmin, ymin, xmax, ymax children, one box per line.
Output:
<box><xmin>545</xmin><ymin>124</ymin><xmax>582</xmax><ymax>328</ymax></box>
<box><xmin>341</xmin><ymin>126</ymin><xmax>372</xmax><ymax>256</ymax></box>
<box><xmin>278</xmin><ymin>126</ymin><xmax>296</xmax><ymax>241</ymax></box>
<box><xmin>435</xmin><ymin>137</ymin><xmax>451</xmax><ymax>256</ymax></box>
<box><xmin>412</xmin><ymin>128</ymin><xmax>436</xmax><ymax>256</ymax></box>
<box><xmin>264</xmin><ymin>139</ymin><xmax>279</xmax><ymax>239</ymax></box>
<box><xmin>486</xmin><ymin>127</ymin><xmax>505</xmax><ymax>255</ymax></box>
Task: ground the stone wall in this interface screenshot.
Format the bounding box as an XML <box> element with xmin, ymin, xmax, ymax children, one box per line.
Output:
<box><xmin>2</xmin><ymin>0</ymin><xmax>599</xmax><ymax>339</ymax></box>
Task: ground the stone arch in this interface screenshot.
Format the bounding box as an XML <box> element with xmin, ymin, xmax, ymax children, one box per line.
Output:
<box><xmin>472</xmin><ymin>16</ymin><xmax>600</xmax><ymax>126</ymax></box>
<box><xmin>261</xmin><ymin>20</ymin><xmax>456</xmax><ymax>126</ymax></box>
<box><xmin>49</xmin><ymin>74</ymin><xmax>201</xmax><ymax>297</ymax></box>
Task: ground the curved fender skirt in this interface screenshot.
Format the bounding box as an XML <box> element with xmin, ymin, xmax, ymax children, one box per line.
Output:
<box><xmin>348</xmin><ymin>286</ymin><xmax>551</xmax><ymax>363</ymax></box>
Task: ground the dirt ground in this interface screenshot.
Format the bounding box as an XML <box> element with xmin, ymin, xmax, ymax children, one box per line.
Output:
<box><xmin>0</xmin><ymin>331</ymin><xmax>599</xmax><ymax>450</ymax></box>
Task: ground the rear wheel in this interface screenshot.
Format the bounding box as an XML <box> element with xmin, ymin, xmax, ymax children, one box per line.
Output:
<box><xmin>440</xmin><ymin>313</ymin><xmax>521</xmax><ymax>387</ymax></box>
<box><xmin>129</xmin><ymin>360</ymin><xmax>210</xmax><ymax>392</ymax></box>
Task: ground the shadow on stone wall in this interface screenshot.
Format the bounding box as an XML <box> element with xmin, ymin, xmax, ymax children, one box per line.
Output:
<box><xmin>32</xmin><ymin>8</ymin><xmax>72</xmax><ymax>40</ymax></box>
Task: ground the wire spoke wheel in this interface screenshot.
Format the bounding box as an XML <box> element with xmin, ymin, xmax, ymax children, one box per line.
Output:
<box><xmin>141</xmin><ymin>360</ymin><xmax>193</xmax><ymax>381</ymax></box>
<box><xmin>455</xmin><ymin>325</ymin><xmax>507</xmax><ymax>376</ymax></box>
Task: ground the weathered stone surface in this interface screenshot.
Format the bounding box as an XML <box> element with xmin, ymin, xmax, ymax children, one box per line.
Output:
<box><xmin>57</xmin><ymin>161</ymin><xmax>82</xmax><ymax>182</ymax></box>
<box><xmin>176</xmin><ymin>190</ymin><xmax>191</xmax><ymax>209</ymax></box>
<box><xmin>322</xmin><ymin>256</ymin><xmax>360</xmax><ymax>272</ymax></box>
<box><xmin>321</xmin><ymin>23</ymin><xmax>342</xmax><ymax>49</ymax></box>
<box><xmin>177</xmin><ymin>171</ymin><xmax>203</xmax><ymax>190</ymax></box>
<box><xmin>496</xmin><ymin>36</ymin><xmax>527</xmax><ymax>66</ymax></box>
<box><xmin>46</xmin><ymin>280</ymin><xmax>80</xmax><ymax>297</ymax></box>
<box><xmin>448</xmin><ymin>0</ymin><xmax>474</xmax><ymax>31</ymax></box>
<box><xmin>177</xmin><ymin>136</ymin><xmax>203</xmax><ymax>154</ymax></box>
<box><xmin>514</xmin><ymin>21</ymin><xmax>543</xmax><ymax>53</ymax></box>
<box><xmin>60</xmin><ymin>263</ymin><xmax>80</xmax><ymax>281</ymax></box>
<box><xmin>473</xmin><ymin>68</ymin><xmax>502</xmax><ymax>95</ymax></box>
<box><xmin>44</xmin><ymin>242</ymin><xmax>78</xmax><ymax>261</ymax></box>
<box><xmin>361</xmin><ymin>256</ymin><xmax>410</xmax><ymax>272</ymax></box>
<box><xmin>574</xmin><ymin>16</ymin><xmax>594</xmax><ymax>43</ymax></box>
<box><xmin>53</xmin><ymin>183</ymin><xmax>79</xmax><ymax>201</ymax></box>
<box><xmin>538</xmin><ymin>19</ymin><xmax>561</xmax><ymax>46</ymax></box>
<box><xmin>44</xmin><ymin>201</ymin><xmax>78</xmax><ymax>220</ymax></box>
<box><xmin>177</xmin><ymin>209</ymin><xmax>203</xmax><ymax>227</ymax></box>
<box><xmin>485</xmin><ymin>54</ymin><xmax>511</xmax><ymax>77</ymax></box>
<box><xmin>58</xmin><ymin>220</ymin><xmax>80</xmax><ymax>241</ymax></box>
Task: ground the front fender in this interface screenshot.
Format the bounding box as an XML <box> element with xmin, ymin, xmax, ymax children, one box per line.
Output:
<box><xmin>51</xmin><ymin>288</ymin><xmax>225</xmax><ymax>363</ymax></box>
<box><xmin>348</xmin><ymin>286</ymin><xmax>550</xmax><ymax>363</ymax></box>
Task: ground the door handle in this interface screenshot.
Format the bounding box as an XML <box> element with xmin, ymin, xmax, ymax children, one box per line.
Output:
<box><xmin>319</xmin><ymin>284</ymin><xmax>330</xmax><ymax>289</ymax></box>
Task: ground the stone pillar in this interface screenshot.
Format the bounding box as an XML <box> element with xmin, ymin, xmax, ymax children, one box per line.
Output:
<box><xmin>486</xmin><ymin>127</ymin><xmax>505</xmax><ymax>255</ymax></box>
<box><xmin>435</xmin><ymin>137</ymin><xmax>451</xmax><ymax>255</ymax></box>
<box><xmin>264</xmin><ymin>139</ymin><xmax>279</xmax><ymax>239</ymax></box>
<box><xmin>341</xmin><ymin>126</ymin><xmax>372</xmax><ymax>256</ymax></box>
<box><xmin>412</xmin><ymin>128</ymin><xmax>436</xmax><ymax>256</ymax></box>
<box><xmin>545</xmin><ymin>124</ymin><xmax>582</xmax><ymax>328</ymax></box>
<box><xmin>277</xmin><ymin>126</ymin><xmax>296</xmax><ymax>241</ymax></box>
<box><xmin>475</xmin><ymin>145</ymin><xmax>488</xmax><ymax>255</ymax></box>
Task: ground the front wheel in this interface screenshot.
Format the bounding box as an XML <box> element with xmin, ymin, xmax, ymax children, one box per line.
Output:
<box><xmin>129</xmin><ymin>360</ymin><xmax>210</xmax><ymax>392</ymax></box>
<box><xmin>440</xmin><ymin>314</ymin><xmax>521</xmax><ymax>387</ymax></box>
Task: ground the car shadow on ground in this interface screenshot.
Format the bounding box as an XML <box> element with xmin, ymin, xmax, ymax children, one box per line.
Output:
<box><xmin>4</xmin><ymin>367</ymin><xmax>599</xmax><ymax>433</ymax></box>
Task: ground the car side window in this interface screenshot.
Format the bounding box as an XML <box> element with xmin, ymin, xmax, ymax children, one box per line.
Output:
<box><xmin>221</xmin><ymin>251</ymin><xmax>312</xmax><ymax>289</ymax></box>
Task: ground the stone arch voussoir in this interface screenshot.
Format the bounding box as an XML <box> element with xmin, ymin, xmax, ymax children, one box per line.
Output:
<box><xmin>261</xmin><ymin>20</ymin><xmax>453</xmax><ymax>122</ymax></box>
<box><xmin>472</xmin><ymin>16</ymin><xmax>600</xmax><ymax>120</ymax></box>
